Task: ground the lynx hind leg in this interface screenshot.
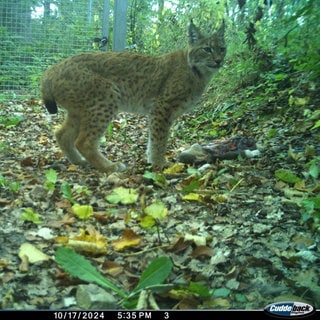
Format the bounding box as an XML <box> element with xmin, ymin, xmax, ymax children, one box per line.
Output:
<box><xmin>55</xmin><ymin>113</ymin><xmax>87</xmax><ymax>166</ymax></box>
<box><xmin>75</xmin><ymin>105</ymin><xmax>126</xmax><ymax>173</ymax></box>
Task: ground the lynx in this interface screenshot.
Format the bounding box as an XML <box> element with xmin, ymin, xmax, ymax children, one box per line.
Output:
<box><xmin>40</xmin><ymin>20</ymin><xmax>226</xmax><ymax>173</ymax></box>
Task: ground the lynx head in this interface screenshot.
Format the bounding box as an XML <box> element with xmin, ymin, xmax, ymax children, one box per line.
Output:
<box><xmin>188</xmin><ymin>20</ymin><xmax>226</xmax><ymax>78</ymax></box>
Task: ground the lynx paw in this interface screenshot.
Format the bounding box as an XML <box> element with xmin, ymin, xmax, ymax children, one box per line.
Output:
<box><xmin>101</xmin><ymin>162</ymin><xmax>126</xmax><ymax>173</ymax></box>
<box><xmin>114</xmin><ymin>162</ymin><xmax>126</xmax><ymax>172</ymax></box>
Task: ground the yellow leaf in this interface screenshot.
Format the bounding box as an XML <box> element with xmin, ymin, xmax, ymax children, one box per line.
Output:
<box><xmin>294</xmin><ymin>97</ymin><xmax>309</xmax><ymax>106</ymax></box>
<box><xmin>67</xmin><ymin>228</ymin><xmax>107</xmax><ymax>255</ymax></box>
<box><xmin>209</xmin><ymin>298</ymin><xmax>231</xmax><ymax>308</ymax></box>
<box><xmin>294</xmin><ymin>180</ymin><xmax>308</xmax><ymax>192</ymax></box>
<box><xmin>182</xmin><ymin>193</ymin><xmax>201</xmax><ymax>202</ymax></box>
<box><xmin>140</xmin><ymin>215</ymin><xmax>156</xmax><ymax>228</ymax></box>
<box><xmin>163</xmin><ymin>162</ymin><xmax>185</xmax><ymax>174</ymax></box>
<box><xmin>54</xmin><ymin>236</ymin><xmax>69</xmax><ymax>245</ymax></box>
<box><xmin>211</xmin><ymin>194</ymin><xmax>228</xmax><ymax>203</ymax></box>
<box><xmin>72</xmin><ymin>204</ymin><xmax>93</xmax><ymax>219</ymax></box>
<box><xmin>18</xmin><ymin>243</ymin><xmax>50</xmax><ymax>264</ymax></box>
<box><xmin>111</xmin><ymin>229</ymin><xmax>142</xmax><ymax>251</ymax></box>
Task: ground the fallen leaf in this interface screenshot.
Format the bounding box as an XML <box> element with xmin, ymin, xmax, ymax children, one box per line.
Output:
<box><xmin>67</xmin><ymin>228</ymin><xmax>107</xmax><ymax>255</ymax></box>
<box><xmin>21</xmin><ymin>208</ymin><xmax>42</xmax><ymax>225</ymax></box>
<box><xmin>163</xmin><ymin>162</ymin><xmax>185</xmax><ymax>174</ymax></box>
<box><xmin>106</xmin><ymin>187</ymin><xmax>139</xmax><ymax>204</ymax></box>
<box><xmin>166</xmin><ymin>237</ymin><xmax>193</xmax><ymax>253</ymax></box>
<box><xmin>111</xmin><ymin>229</ymin><xmax>142</xmax><ymax>251</ymax></box>
<box><xmin>144</xmin><ymin>201</ymin><xmax>168</xmax><ymax>220</ymax></box>
<box><xmin>191</xmin><ymin>245</ymin><xmax>214</xmax><ymax>259</ymax></box>
<box><xmin>184</xmin><ymin>234</ymin><xmax>206</xmax><ymax>246</ymax></box>
<box><xmin>31</xmin><ymin>227</ymin><xmax>55</xmax><ymax>240</ymax></box>
<box><xmin>102</xmin><ymin>260</ymin><xmax>123</xmax><ymax>277</ymax></box>
<box><xmin>139</xmin><ymin>215</ymin><xmax>156</xmax><ymax>228</ymax></box>
<box><xmin>18</xmin><ymin>243</ymin><xmax>51</xmax><ymax>264</ymax></box>
<box><xmin>72</xmin><ymin>204</ymin><xmax>93</xmax><ymax>219</ymax></box>
<box><xmin>275</xmin><ymin>169</ymin><xmax>301</xmax><ymax>183</ymax></box>
<box><xmin>182</xmin><ymin>192</ymin><xmax>202</xmax><ymax>202</ymax></box>
<box><xmin>208</xmin><ymin>297</ymin><xmax>231</xmax><ymax>308</ymax></box>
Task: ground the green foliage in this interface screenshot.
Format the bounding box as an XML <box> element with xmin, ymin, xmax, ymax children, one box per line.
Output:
<box><xmin>188</xmin><ymin>281</ymin><xmax>210</xmax><ymax>298</ymax></box>
<box><xmin>0</xmin><ymin>172</ymin><xmax>20</xmax><ymax>193</ymax></box>
<box><xmin>0</xmin><ymin>115</ymin><xmax>24</xmax><ymax>128</ymax></box>
<box><xmin>143</xmin><ymin>171</ymin><xmax>167</xmax><ymax>188</ymax></box>
<box><xmin>60</xmin><ymin>181</ymin><xmax>75</xmax><ymax>203</ymax></box>
<box><xmin>1</xmin><ymin>0</ymin><xmax>319</xmax><ymax>96</ymax></box>
<box><xmin>72</xmin><ymin>204</ymin><xmax>94</xmax><ymax>220</ymax></box>
<box><xmin>275</xmin><ymin>169</ymin><xmax>301</xmax><ymax>184</ymax></box>
<box><xmin>55</xmin><ymin>247</ymin><xmax>173</xmax><ymax>308</ymax></box>
<box><xmin>21</xmin><ymin>208</ymin><xmax>42</xmax><ymax>225</ymax></box>
<box><xmin>105</xmin><ymin>187</ymin><xmax>139</xmax><ymax>204</ymax></box>
<box><xmin>300</xmin><ymin>196</ymin><xmax>320</xmax><ymax>232</ymax></box>
<box><xmin>44</xmin><ymin>168</ymin><xmax>58</xmax><ymax>191</ymax></box>
<box><xmin>55</xmin><ymin>247</ymin><xmax>127</xmax><ymax>299</ymax></box>
<box><xmin>211</xmin><ymin>287</ymin><xmax>230</xmax><ymax>297</ymax></box>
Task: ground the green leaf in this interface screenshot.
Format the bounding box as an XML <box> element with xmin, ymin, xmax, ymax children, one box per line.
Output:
<box><xmin>235</xmin><ymin>293</ymin><xmax>247</xmax><ymax>302</ymax></box>
<box><xmin>182</xmin><ymin>179</ymin><xmax>200</xmax><ymax>193</ymax></box>
<box><xmin>188</xmin><ymin>281</ymin><xmax>210</xmax><ymax>297</ymax></box>
<box><xmin>212</xmin><ymin>287</ymin><xmax>230</xmax><ymax>297</ymax></box>
<box><xmin>106</xmin><ymin>187</ymin><xmax>139</xmax><ymax>204</ymax></box>
<box><xmin>309</xmin><ymin>163</ymin><xmax>319</xmax><ymax>179</ymax></box>
<box><xmin>302</xmin><ymin>197</ymin><xmax>320</xmax><ymax>210</ymax></box>
<box><xmin>72</xmin><ymin>204</ymin><xmax>93</xmax><ymax>219</ymax></box>
<box><xmin>60</xmin><ymin>181</ymin><xmax>74</xmax><ymax>202</ymax></box>
<box><xmin>144</xmin><ymin>201</ymin><xmax>168</xmax><ymax>220</ymax></box>
<box><xmin>275</xmin><ymin>169</ymin><xmax>301</xmax><ymax>183</ymax></box>
<box><xmin>311</xmin><ymin>120</ymin><xmax>320</xmax><ymax>130</ymax></box>
<box><xmin>143</xmin><ymin>171</ymin><xmax>167</xmax><ymax>188</ymax></box>
<box><xmin>21</xmin><ymin>208</ymin><xmax>42</xmax><ymax>225</ymax></box>
<box><xmin>139</xmin><ymin>215</ymin><xmax>156</xmax><ymax>228</ymax></box>
<box><xmin>274</xmin><ymin>73</ymin><xmax>287</xmax><ymax>81</ymax></box>
<box><xmin>45</xmin><ymin>168</ymin><xmax>58</xmax><ymax>184</ymax></box>
<box><xmin>132</xmin><ymin>256</ymin><xmax>173</xmax><ymax>294</ymax></box>
<box><xmin>55</xmin><ymin>247</ymin><xmax>127</xmax><ymax>298</ymax></box>
<box><xmin>45</xmin><ymin>168</ymin><xmax>58</xmax><ymax>191</ymax></box>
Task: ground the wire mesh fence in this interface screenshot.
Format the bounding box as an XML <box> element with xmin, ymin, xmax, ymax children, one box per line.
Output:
<box><xmin>0</xmin><ymin>0</ymin><xmax>109</xmax><ymax>98</ymax></box>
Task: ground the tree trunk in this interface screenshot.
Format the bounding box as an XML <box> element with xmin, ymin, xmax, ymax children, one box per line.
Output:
<box><xmin>113</xmin><ymin>0</ymin><xmax>128</xmax><ymax>51</ymax></box>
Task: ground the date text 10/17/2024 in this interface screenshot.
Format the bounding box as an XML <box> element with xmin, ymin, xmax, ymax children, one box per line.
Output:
<box><xmin>52</xmin><ymin>311</ymin><xmax>168</xmax><ymax>320</ymax></box>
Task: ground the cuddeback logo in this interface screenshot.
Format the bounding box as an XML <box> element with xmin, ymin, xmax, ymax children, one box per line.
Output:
<box><xmin>264</xmin><ymin>301</ymin><xmax>315</xmax><ymax>318</ymax></box>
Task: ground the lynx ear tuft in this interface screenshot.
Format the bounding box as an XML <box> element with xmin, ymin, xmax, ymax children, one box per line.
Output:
<box><xmin>189</xmin><ymin>19</ymin><xmax>203</xmax><ymax>44</ymax></box>
<box><xmin>217</xmin><ymin>19</ymin><xmax>225</xmax><ymax>38</ymax></box>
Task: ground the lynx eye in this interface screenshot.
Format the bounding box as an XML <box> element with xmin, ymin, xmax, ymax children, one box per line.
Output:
<box><xmin>203</xmin><ymin>47</ymin><xmax>213</xmax><ymax>53</ymax></box>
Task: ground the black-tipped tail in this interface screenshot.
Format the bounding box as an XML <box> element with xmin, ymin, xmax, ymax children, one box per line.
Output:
<box><xmin>44</xmin><ymin>99</ymin><xmax>58</xmax><ymax>114</ymax></box>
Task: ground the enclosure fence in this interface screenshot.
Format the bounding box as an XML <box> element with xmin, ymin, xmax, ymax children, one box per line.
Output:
<box><xmin>0</xmin><ymin>0</ymin><xmax>110</xmax><ymax>97</ymax></box>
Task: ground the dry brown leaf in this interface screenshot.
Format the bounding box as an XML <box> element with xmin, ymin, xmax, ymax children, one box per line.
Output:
<box><xmin>102</xmin><ymin>260</ymin><xmax>123</xmax><ymax>277</ymax></box>
<box><xmin>166</xmin><ymin>237</ymin><xmax>193</xmax><ymax>253</ymax></box>
<box><xmin>111</xmin><ymin>229</ymin><xmax>142</xmax><ymax>251</ymax></box>
<box><xmin>191</xmin><ymin>245</ymin><xmax>214</xmax><ymax>259</ymax></box>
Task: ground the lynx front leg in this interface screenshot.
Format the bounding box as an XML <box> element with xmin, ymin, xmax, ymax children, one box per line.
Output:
<box><xmin>147</xmin><ymin>113</ymin><xmax>172</xmax><ymax>171</ymax></box>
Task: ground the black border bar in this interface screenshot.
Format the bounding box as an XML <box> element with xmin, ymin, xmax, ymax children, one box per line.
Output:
<box><xmin>0</xmin><ymin>310</ymin><xmax>319</xmax><ymax>320</ymax></box>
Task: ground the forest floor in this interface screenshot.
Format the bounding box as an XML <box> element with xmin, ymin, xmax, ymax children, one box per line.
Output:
<box><xmin>0</xmin><ymin>66</ymin><xmax>320</xmax><ymax>311</ymax></box>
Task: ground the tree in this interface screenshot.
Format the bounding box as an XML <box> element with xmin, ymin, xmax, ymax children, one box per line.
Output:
<box><xmin>113</xmin><ymin>0</ymin><xmax>129</xmax><ymax>51</ymax></box>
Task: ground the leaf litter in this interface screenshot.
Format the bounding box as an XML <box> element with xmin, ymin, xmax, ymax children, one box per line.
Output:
<box><xmin>0</xmin><ymin>90</ymin><xmax>320</xmax><ymax>310</ymax></box>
